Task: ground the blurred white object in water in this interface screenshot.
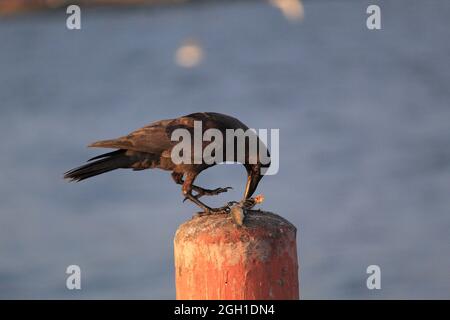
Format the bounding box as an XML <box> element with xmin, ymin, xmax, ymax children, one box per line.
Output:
<box><xmin>269</xmin><ymin>0</ymin><xmax>304</xmax><ymax>22</ymax></box>
<box><xmin>175</xmin><ymin>39</ymin><xmax>203</xmax><ymax>68</ymax></box>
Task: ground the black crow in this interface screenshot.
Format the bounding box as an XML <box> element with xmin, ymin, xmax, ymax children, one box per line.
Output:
<box><xmin>64</xmin><ymin>112</ymin><xmax>270</xmax><ymax>214</ymax></box>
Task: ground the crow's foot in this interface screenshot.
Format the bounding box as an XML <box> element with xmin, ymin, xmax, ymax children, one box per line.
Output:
<box><xmin>206</xmin><ymin>205</ymin><xmax>231</xmax><ymax>215</ymax></box>
<box><xmin>193</xmin><ymin>205</ymin><xmax>231</xmax><ymax>218</ymax></box>
<box><xmin>184</xmin><ymin>186</ymin><xmax>232</xmax><ymax>202</ymax></box>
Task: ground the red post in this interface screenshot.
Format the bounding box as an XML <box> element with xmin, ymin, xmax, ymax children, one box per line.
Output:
<box><xmin>174</xmin><ymin>211</ymin><xmax>299</xmax><ymax>300</ymax></box>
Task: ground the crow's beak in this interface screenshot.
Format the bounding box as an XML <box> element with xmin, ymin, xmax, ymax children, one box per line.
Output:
<box><xmin>243</xmin><ymin>171</ymin><xmax>262</xmax><ymax>200</ymax></box>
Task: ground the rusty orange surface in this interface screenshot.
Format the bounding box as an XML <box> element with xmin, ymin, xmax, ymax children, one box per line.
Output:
<box><xmin>174</xmin><ymin>211</ymin><xmax>299</xmax><ymax>300</ymax></box>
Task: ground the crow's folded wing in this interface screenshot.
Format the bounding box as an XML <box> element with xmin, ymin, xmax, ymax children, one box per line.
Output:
<box><xmin>88</xmin><ymin>113</ymin><xmax>248</xmax><ymax>157</ymax></box>
<box><xmin>88</xmin><ymin>118</ymin><xmax>193</xmax><ymax>156</ymax></box>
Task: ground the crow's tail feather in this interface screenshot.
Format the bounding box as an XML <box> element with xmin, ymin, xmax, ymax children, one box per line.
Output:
<box><xmin>64</xmin><ymin>149</ymin><xmax>130</xmax><ymax>182</ymax></box>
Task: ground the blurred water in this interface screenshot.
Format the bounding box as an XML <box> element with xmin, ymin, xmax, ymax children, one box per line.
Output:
<box><xmin>0</xmin><ymin>0</ymin><xmax>450</xmax><ymax>299</ymax></box>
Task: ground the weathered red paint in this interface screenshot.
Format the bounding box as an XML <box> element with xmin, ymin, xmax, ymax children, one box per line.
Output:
<box><xmin>174</xmin><ymin>211</ymin><xmax>299</xmax><ymax>300</ymax></box>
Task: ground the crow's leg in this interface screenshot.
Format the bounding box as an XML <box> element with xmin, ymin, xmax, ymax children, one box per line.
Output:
<box><xmin>172</xmin><ymin>172</ymin><xmax>232</xmax><ymax>200</ymax></box>
<box><xmin>181</xmin><ymin>172</ymin><xmax>231</xmax><ymax>215</ymax></box>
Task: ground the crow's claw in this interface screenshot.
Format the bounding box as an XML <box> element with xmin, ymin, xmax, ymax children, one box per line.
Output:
<box><xmin>213</xmin><ymin>186</ymin><xmax>233</xmax><ymax>194</ymax></box>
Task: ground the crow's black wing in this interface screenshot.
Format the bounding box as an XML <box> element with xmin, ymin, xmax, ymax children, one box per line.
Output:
<box><xmin>88</xmin><ymin>118</ymin><xmax>180</xmax><ymax>156</ymax></box>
